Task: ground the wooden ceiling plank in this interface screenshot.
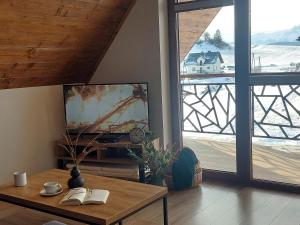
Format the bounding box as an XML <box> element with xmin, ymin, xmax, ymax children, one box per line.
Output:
<box><xmin>0</xmin><ymin>61</ymin><xmax>97</xmax><ymax>78</ymax></box>
<box><xmin>0</xmin><ymin>47</ymin><xmax>101</xmax><ymax>64</ymax></box>
<box><xmin>0</xmin><ymin>0</ymin><xmax>136</xmax><ymax>89</ymax></box>
<box><xmin>1</xmin><ymin>0</ymin><xmax>129</xmax><ymax>22</ymax></box>
<box><xmin>0</xmin><ymin>76</ymin><xmax>84</xmax><ymax>89</ymax></box>
<box><xmin>0</xmin><ymin>30</ymin><xmax>112</xmax><ymax>48</ymax></box>
<box><xmin>86</xmin><ymin>0</ymin><xmax>137</xmax><ymax>82</ymax></box>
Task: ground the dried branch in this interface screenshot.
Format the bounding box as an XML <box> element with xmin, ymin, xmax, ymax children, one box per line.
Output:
<box><xmin>58</xmin><ymin>143</ymin><xmax>76</xmax><ymax>165</ymax></box>
<box><xmin>76</xmin><ymin>146</ymin><xmax>98</xmax><ymax>165</ymax></box>
<box><xmin>60</xmin><ymin>128</ymin><xmax>103</xmax><ymax>167</ymax></box>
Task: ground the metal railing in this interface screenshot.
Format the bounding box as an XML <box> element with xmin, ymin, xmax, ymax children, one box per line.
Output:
<box><xmin>182</xmin><ymin>83</ymin><xmax>236</xmax><ymax>135</ymax></box>
<box><xmin>181</xmin><ymin>82</ymin><xmax>300</xmax><ymax>140</ymax></box>
<box><xmin>252</xmin><ymin>85</ymin><xmax>300</xmax><ymax>140</ymax></box>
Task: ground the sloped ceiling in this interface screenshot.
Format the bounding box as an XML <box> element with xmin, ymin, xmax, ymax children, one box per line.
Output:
<box><xmin>0</xmin><ymin>0</ymin><xmax>136</xmax><ymax>89</ymax></box>
<box><xmin>179</xmin><ymin>8</ymin><xmax>220</xmax><ymax>61</ymax></box>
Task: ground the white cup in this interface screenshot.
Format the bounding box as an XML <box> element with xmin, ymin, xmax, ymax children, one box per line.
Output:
<box><xmin>14</xmin><ymin>171</ymin><xmax>27</xmax><ymax>187</ymax></box>
<box><xmin>44</xmin><ymin>182</ymin><xmax>61</xmax><ymax>194</ymax></box>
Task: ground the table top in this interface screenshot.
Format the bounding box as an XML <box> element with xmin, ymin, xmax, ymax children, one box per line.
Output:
<box><xmin>0</xmin><ymin>169</ymin><xmax>167</xmax><ymax>225</ymax></box>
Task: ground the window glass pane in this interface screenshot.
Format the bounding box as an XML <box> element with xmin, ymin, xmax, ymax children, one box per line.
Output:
<box><xmin>251</xmin><ymin>0</ymin><xmax>300</xmax><ymax>73</ymax></box>
<box><xmin>182</xmin><ymin>83</ymin><xmax>236</xmax><ymax>172</ymax></box>
<box><xmin>178</xmin><ymin>7</ymin><xmax>236</xmax><ymax>172</ymax></box>
<box><xmin>179</xmin><ymin>6</ymin><xmax>235</xmax><ymax>81</ymax></box>
<box><xmin>252</xmin><ymin>85</ymin><xmax>300</xmax><ymax>184</ymax></box>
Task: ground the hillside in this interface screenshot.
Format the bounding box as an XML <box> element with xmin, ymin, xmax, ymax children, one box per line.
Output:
<box><xmin>252</xmin><ymin>25</ymin><xmax>300</xmax><ymax>45</ymax></box>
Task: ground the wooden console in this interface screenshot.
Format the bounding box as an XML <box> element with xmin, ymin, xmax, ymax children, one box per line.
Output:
<box><xmin>55</xmin><ymin>138</ymin><xmax>146</xmax><ymax>182</ymax></box>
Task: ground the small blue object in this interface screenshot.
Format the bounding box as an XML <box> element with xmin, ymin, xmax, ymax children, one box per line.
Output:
<box><xmin>172</xmin><ymin>147</ymin><xmax>198</xmax><ymax>191</ymax></box>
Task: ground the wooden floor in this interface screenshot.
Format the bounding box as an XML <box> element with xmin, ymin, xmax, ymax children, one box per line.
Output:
<box><xmin>1</xmin><ymin>181</ymin><xmax>300</xmax><ymax>225</ymax></box>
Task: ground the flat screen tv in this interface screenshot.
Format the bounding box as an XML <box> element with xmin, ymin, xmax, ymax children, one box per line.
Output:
<box><xmin>63</xmin><ymin>83</ymin><xmax>149</xmax><ymax>134</ymax></box>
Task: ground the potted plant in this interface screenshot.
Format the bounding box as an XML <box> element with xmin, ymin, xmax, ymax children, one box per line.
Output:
<box><xmin>59</xmin><ymin>129</ymin><xmax>102</xmax><ymax>189</ymax></box>
<box><xmin>128</xmin><ymin>135</ymin><xmax>178</xmax><ymax>186</ymax></box>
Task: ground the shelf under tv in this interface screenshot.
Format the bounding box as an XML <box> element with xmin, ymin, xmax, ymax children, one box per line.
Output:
<box><xmin>56</xmin><ymin>156</ymin><xmax>138</xmax><ymax>165</ymax></box>
<box><xmin>57</xmin><ymin>138</ymin><xmax>143</xmax><ymax>149</ymax></box>
<box><xmin>55</xmin><ymin>137</ymin><xmax>149</xmax><ymax>182</ymax></box>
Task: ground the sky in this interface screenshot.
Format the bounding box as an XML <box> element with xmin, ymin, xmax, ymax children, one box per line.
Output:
<box><xmin>204</xmin><ymin>0</ymin><xmax>300</xmax><ymax>43</ymax></box>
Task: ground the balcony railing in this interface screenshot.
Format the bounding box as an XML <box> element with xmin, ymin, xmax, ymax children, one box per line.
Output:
<box><xmin>181</xmin><ymin>81</ymin><xmax>300</xmax><ymax>140</ymax></box>
<box><xmin>252</xmin><ymin>85</ymin><xmax>300</xmax><ymax>140</ymax></box>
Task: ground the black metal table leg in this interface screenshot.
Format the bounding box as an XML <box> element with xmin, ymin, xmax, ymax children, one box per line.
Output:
<box><xmin>163</xmin><ymin>196</ymin><xmax>168</xmax><ymax>225</ymax></box>
<box><xmin>138</xmin><ymin>163</ymin><xmax>145</xmax><ymax>183</ymax></box>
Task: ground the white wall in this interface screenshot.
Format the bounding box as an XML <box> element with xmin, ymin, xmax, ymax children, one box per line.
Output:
<box><xmin>0</xmin><ymin>86</ymin><xmax>65</xmax><ymax>184</ymax></box>
<box><xmin>158</xmin><ymin>0</ymin><xmax>172</xmax><ymax>146</ymax></box>
<box><xmin>91</xmin><ymin>0</ymin><xmax>172</xmax><ymax>146</ymax></box>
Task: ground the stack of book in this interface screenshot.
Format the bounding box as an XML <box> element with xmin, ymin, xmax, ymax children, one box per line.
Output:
<box><xmin>66</xmin><ymin>163</ymin><xmax>139</xmax><ymax>181</ymax></box>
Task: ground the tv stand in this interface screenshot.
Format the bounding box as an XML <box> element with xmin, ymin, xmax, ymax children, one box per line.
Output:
<box><xmin>96</xmin><ymin>134</ymin><xmax>125</xmax><ymax>143</ymax></box>
<box><xmin>55</xmin><ymin>137</ymin><xmax>146</xmax><ymax>182</ymax></box>
<box><xmin>96</xmin><ymin>138</ymin><xmax>117</xmax><ymax>143</ymax></box>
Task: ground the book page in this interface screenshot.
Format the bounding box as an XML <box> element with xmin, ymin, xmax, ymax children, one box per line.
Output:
<box><xmin>83</xmin><ymin>189</ymin><xmax>109</xmax><ymax>205</ymax></box>
<box><xmin>60</xmin><ymin>187</ymin><xmax>87</xmax><ymax>205</ymax></box>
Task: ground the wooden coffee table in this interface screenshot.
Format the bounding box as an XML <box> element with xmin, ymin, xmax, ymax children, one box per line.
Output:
<box><xmin>0</xmin><ymin>169</ymin><xmax>168</xmax><ymax>225</ymax></box>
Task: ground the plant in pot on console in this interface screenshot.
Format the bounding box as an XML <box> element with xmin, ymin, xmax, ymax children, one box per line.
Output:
<box><xmin>59</xmin><ymin>129</ymin><xmax>101</xmax><ymax>189</ymax></box>
<box><xmin>128</xmin><ymin>135</ymin><xmax>178</xmax><ymax>186</ymax></box>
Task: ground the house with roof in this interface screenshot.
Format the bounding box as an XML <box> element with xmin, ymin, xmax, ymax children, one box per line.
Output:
<box><xmin>183</xmin><ymin>51</ymin><xmax>224</xmax><ymax>74</ymax></box>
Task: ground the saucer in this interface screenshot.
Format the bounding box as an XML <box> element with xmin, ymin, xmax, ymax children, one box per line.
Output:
<box><xmin>40</xmin><ymin>187</ymin><xmax>63</xmax><ymax>197</ymax></box>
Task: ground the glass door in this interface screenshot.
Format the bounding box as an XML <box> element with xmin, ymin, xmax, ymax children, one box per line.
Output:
<box><xmin>250</xmin><ymin>0</ymin><xmax>300</xmax><ymax>185</ymax></box>
<box><xmin>177</xmin><ymin>3</ymin><xmax>237</xmax><ymax>173</ymax></box>
<box><xmin>171</xmin><ymin>0</ymin><xmax>300</xmax><ymax>190</ymax></box>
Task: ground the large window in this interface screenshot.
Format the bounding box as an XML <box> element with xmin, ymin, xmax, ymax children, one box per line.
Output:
<box><xmin>171</xmin><ymin>0</ymin><xmax>300</xmax><ymax>189</ymax></box>
<box><xmin>250</xmin><ymin>0</ymin><xmax>300</xmax><ymax>185</ymax></box>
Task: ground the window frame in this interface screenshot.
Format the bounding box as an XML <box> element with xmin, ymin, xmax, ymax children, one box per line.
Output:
<box><xmin>168</xmin><ymin>0</ymin><xmax>300</xmax><ymax>192</ymax></box>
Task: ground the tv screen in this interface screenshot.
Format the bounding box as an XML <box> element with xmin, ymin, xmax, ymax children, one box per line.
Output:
<box><xmin>64</xmin><ymin>83</ymin><xmax>149</xmax><ymax>134</ymax></box>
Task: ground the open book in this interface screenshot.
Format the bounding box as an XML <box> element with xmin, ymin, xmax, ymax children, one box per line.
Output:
<box><xmin>60</xmin><ymin>187</ymin><xmax>109</xmax><ymax>206</ymax></box>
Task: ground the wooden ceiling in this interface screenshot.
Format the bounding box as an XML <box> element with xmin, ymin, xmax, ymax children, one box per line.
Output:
<box><xmin>179</xmin><ymin>8</ymin><xmax>220</xmax><ymax>61</ymax></box>
<box><xmin>0</xmin><ymin>0</ymin><xmax>136</xmax><ymax>89</ymax></box>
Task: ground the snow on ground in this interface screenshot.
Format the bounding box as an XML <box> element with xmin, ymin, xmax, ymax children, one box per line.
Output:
<box><xmin>252</xmin><ymin>44</ymin><xmax>300</xmax><ymax>72</ymax></box>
